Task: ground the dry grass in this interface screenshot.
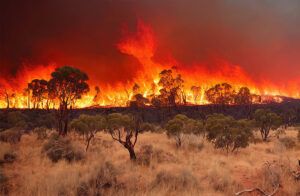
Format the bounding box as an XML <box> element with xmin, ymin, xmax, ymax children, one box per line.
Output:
<box><xmin>1</xmin><ymin>128</ymin><xmax>300</xmax><ymax>196</ymax></box>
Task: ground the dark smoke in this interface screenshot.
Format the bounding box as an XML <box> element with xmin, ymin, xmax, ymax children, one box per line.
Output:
<box><xmin>1</xmin><ymin>0</ymin><xmax>300</xmax><ymax>85</ymax></box>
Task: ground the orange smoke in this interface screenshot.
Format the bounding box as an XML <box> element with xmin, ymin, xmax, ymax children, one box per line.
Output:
<box><xmin>0</xmin><ymin>21</ymin><xmax>299</xmax><ymax>108</ymax></box>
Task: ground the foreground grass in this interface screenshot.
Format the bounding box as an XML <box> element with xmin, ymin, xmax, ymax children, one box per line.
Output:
<box><xmin>1</xmin><ymin>128</ymin><xmax>300</xmax><ymax>196</ymax></box>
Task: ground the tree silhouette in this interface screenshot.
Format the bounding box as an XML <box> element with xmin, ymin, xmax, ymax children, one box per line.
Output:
<box><xmin>28</xmin><ymin>79</ymin><xmax>48</xmax><ymax>109</ymax></box>
<box><xmin>48</xmin><ymin>66</ymin><xmax>89</xmax><ymax>136</ymax></box>
<box><xmin>70</xmin><ymin>114</ymin><xmax>106</xmax><ymax>151</ymax></box>
<box><xmin>205</xmin><ymin>83</ymin><xmax>235</xmax><ymax>105</ymax></box>
<box><xmin>93</xmin><ymin>86</ymin><xmax>101</xmax><ymax>103</ymax></box>
<box><xmin>191</xmin><ymin>86</ymin><xmax>201</xmax><ymax>104</ymax></box>
<box><xmin>0</xmin><ymin>88</ymin><xmax>11</xmax><ymax>109</ymax></box>
<box><xmin>158</xmin><ymin>69</ymin><xmax>184</xmax><ymax>106</ymax></box>
<box><xmin>234</xmin><ymin>87</ymin><xmax>252</xmax><ymax>105</ymax></box>
<box><xmin>106</xmin><ymin>113</ymin><xmax>152</xmax><ymax>160</ymax></box>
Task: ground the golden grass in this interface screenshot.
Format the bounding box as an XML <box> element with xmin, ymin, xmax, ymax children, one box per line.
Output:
<box><xmin>1</xmin><ymin>128</ymin><xmax>300</xmax><ymax>196</ymax></box>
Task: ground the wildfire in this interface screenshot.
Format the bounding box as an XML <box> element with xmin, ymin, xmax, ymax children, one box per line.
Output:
<box><xmin>0</xmin><ymin>21</ymin><xmax>299</xmax><ymax>109</ymax></box>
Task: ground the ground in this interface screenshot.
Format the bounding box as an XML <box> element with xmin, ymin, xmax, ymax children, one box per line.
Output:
<box><xmin>1</xmin><ymin>128</ymin><xmax>300</xmax><ymax>196</ymax></box>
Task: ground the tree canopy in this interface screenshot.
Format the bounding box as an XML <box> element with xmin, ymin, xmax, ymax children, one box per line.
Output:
<box><xmin>205</xmin><ymin>113</ymin><xmax>253</xmax><ymax>152</ymax></box>
<box><xmin>205</xmin><ymin>83</ymin><xmax>235</xmax><ymax>105</ymax></box>
<box><xmin>165</xmin><ymin>114</ymin><xmax>204</xmax><ymax>147</ymax></box>
<box><xmin>70</xmin><ymin>114</ymin><xmax>106</xmax><ymax>151</ymax></box>
<box><xmin>253</xmin><ymin>109</ymin><xmax>282</xmax><ymax>141</ymax></box>
<box><xmin>48</xmin><ymin>66</ymin><xmax>89</xmax><ymax>136</ymax></box>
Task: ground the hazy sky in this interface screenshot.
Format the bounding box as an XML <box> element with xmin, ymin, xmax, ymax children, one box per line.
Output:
<box><xmin>1</xmin><ymin>0</ymin><xmax>300</xmax><ymax>85</ymax></box>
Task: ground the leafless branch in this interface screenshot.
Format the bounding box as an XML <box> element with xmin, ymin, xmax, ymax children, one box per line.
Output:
<box><xmin>235</xmin><ymin>184</ymin><xmax>280</xmax><ymax>196</ymax></box>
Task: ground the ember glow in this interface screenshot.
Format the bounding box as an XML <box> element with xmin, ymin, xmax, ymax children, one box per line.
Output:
<box><xmin>0</xmin><ymin>20</ymin><xmax>299</xmax><ymax>109</ymax></box>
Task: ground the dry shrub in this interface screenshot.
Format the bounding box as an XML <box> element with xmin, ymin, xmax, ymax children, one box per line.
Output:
<box><xmin>77</xmin><ymin>161</ymin><xmax>119</xmax><ymax>196</ymax></box>
<box><xmin>151</xmin><ymin>170</ymin><xmax>199</xmax><ymax>192</ymax></box>
<box><xmin>33</xmin><ymin>127</ymin><xmax>48</xmax><ymax>140</ymax></box>
<box><xmin>0</xmin><ymin>128</ymin><xmax>22</xmax><ymax>144</ymax></box>
<box><xmin>136</xmin><ymin>144</ymin><xmax>177</xmax><ymax>166</ymax></box>
<box><xmin>207</xmin><ymin>162</ymin><xmax>238</xmax><ymax>193</ymax></box>
<box><xmin>183</xmin><ymin>134</ymin><xmax>204</xmax><ymax>151</ymax></box>
<box><xmin>42</xmin><ymin>133</ymin><xmax>84</xmax><ymax>163</ymax></box>
<box><xmin>100</xmin><ymin>140</ymin><xmax>114</xmax><ymax>149</ymax></box>
<box><xmin>255</xmin><ymin>160</ymin><xmax>299</xmax><ymax>195</ymax></box>
<box><xmin>0</xmin><ymin>169</ymin><xmax>8</xmax><ymax>195</ymax></box>
<box><xmin>250</xmin><ymin>136</ymin><xmax>263</xmax><ymax>144</ymax></box>
<box><xmin>0</xmin><ymin>142</ymin><xmax>16</xmax><ymax>164</ymax></box>
<box><xmin>279</xmin><ymin>137</ymin><xmax>296</xmax><ymax>149</ymax></box>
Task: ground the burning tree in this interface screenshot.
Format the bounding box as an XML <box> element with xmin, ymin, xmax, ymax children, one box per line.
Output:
<box><xmin>0</xmin><ymin>88</ymin><xmax>11</xmax><ymax>109</ymax></box>
<box><xmin>234</xmin><ymin>87</ymin><xmax>252</xmax><ymax>105</ymax></box>
<box><xmin>93</xmin><ymin>86</ymin><xmax>101</xmax><ymax>103</ymax></box>
<box><xmin>28</xmin><ymin>79</ymin><xmax>48</xmax><ymax>109</ymax></box>
<box><xmin>191</xmin><ymin>86</ymin><xmax>201</xmax><ymax>104</ymax></box>
<box><xmin>157</xmin><ymin>69</ymin><xmax>184</xmax><ymax>106</ymax></box>
<box><xmin>48</xmin><ymin>66</ymin><xmax>89</xmax><ymax>136</ymax></box>
<box><xmin>205</xmin><ymin>83</ymin><xmax>235</xmax><ymax>105</ymax></box>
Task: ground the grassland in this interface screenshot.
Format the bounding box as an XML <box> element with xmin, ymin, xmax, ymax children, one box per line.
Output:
<box><xmin>1</xmin><ymin>128</ymin><xmax>300</xmax><ymax>196</ymax></box>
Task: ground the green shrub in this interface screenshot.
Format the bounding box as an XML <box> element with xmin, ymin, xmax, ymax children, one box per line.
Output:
<box><xmin>279</xmin><ymin>137</ymin><xmax>296</xmax><ymax>149</ymax></box>
<box><xmin>206</xmin><ymin>114</ymin><xmax>253</xmax><ymax>153</ymax></box>
<box><xmin>165</xmin><ymin>114</ymin><xmax>204</xmax><ymax>147</ymax></box>
<box><xmin>0</xmin><ymin>128</ymin><xmax>22</xmax><ymax>144</ymax></box>
<box><xmin>42</xmin><ymin>134</ymin><xmax>84</xmax><ymax>162</ymax></box>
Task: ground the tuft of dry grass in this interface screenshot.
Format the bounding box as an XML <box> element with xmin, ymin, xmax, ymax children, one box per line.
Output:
<box><xmin>0</xmin><ymin>128</ymin><xmax>23</xmax><ymax>144</ymax></box>
<box><xmin>42</xmin><ymin>133</ymin><xmax>85</xmax><ymax>163</ymax></box>
<box><xmin>151</xmin><ymin>169</ymin><xmax>199</xmax><ymax>193</ymax></box>
<box><xmin>0</xmin><ymin>142</ymin><xmax>16</xmax><ymax>164</ymax></box>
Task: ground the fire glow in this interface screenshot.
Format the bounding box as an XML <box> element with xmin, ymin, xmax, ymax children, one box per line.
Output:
<box><xmin>0</xmin><ymin>21</ymin><xmax>299</xmax><ymax>109</ymax></box>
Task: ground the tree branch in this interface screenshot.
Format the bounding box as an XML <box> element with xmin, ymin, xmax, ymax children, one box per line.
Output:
<box><xmin>235</xmin><ymin>184</ymin><xmax>280</xmax><ymax>196</ymax></box>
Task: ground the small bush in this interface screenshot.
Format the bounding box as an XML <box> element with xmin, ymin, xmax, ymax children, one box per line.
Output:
<box><xmin>207</xmin><ymin>161</ymin><xmax>240</xmax><ymax>193</ymax></box>
<box><xmin>0</xmin><ymin>128</ymin><xmax>22</xmax><ymax>144</ymax></box>
<box><xmin>137</xmin><ymin>144</ymin><xmax>177</xmax><ymax>166</ymax></box>
<box><xmin>77</xmin><ymin>161</ymin><xmax>118</xmax><ymax>195</ymax></box>
<box><xmin>183</xmin><ymin>134</ymin><xmax>204</xmax><ymax>151</ymax></box>
<box><xmin>0</xmin><ymin>143</ymin><xmax>16</xmax><ymax>164</ymax></box>
<box><xmin>7</xmin><ymin>111</ymin><xmax>27</xmax><ymax>128</ymax></box>
<box><xmin>151</xmin><ymin>170</ymin><xmax>199</xmax><ymax>191</ymax></box>
<box><xmin>279</xmin><ymin>137</ymin><xmax>296</xmax><ymax>149</ymax></box>
<box><xmin>34</xmin><ymin>127</ymin><xmax>48</xmax><ymax>140</ymax></box>
<box><xmin>42</xmin><ymin>134</ymin><xmax>84</xmax><ymax>162</ymax></box>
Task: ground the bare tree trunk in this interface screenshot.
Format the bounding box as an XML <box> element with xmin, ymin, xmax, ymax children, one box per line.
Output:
<box><xmin>5</xmin><ymin>92</ymin><xmax>9</xmax><ymax>109</ymax></box>
<box><xmin>85</xmin><ymin>133</ymin><xmax>94</xmax><ymax>152</ymax></box>
<box><xmin>126</xmin><ymin>145</ymin><xmax>136</xmax><ymax>160</ymax></box>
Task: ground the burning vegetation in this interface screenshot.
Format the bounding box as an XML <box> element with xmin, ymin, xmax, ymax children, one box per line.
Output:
<box><xmin>0</xmin><ymin>21</ymin><xmax>298</xmax><ymax>109</ymax></box>
<box><xmin>0</xmin><ymin>65</ymin><xmax>287</xmax><ymax>109</ymax></box>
